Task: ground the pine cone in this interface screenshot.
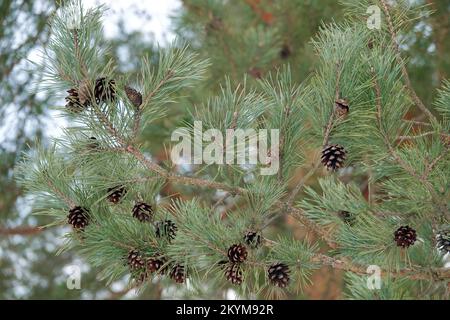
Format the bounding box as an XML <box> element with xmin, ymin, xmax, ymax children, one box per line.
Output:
<box><xmin>243</xmin><ymin>231</ymin><xmax>261</xmax><ymax>248</ymax></box>
<box><xmin>321</xmin><ymin>144</ymin><xmax>347</xmax><ymax>171</ymax></box>
<box><xmin>132</xmin><ymin>202</ymin><xmax>154</xmax><ymax>222</ymax></box>
<box><xmin>440</xmin><ymin>133</ymin><xmax>450</xmax><ymax>148</ymax></box>
<box><xmin>436</xmin><ymin>230</ymin><xmax>450</xmax><ymax>255</ymax></box>
<box><xmin>280</xmin><ymin>44</ymin><xmax>292</xmax><ymax>59</ymax></box>
<box><xmin>147</xmin><ymin>256</ymin><xmax>166</xmax><ymax>274</ymax></box>
<box><xmin>227</xmin><ymin>244</ymin><xmax>248</xmax><ymax>263</ymax></box>
<box><xmin>94</xmin><ymin>77</ymin><xmax>116</xmax><ymax>104</ymax></box>
<box><xmin>338</xmin><ymin>210</ymin><xmax>355</xmax><ymax>226</ymax></box>
<box><xmin>170</xmin><ymin>264</ymin><xmax>185</xmax><ymax>284</ymax></box>
<box><xmin>155</xmin><ymin>220</ymin><xmax>177</xmax><ymax>241</ymax></box>
<box><xmin>394</xmin><ymin>226</ymin><xmax>417</xmax><ymax>248</ymax></box>
<box><xmin>268</xmin><ymin>262</ymin><xmax>290</xmax><ymax>288</ymax></box>
<box><xmin>125</xmin><ymin>85</ymin><xmax>142</xmax><ymax>108</ymax></box>
<box><xmin>87</xmin><ymin>136</ymin><xmax>100</xmax><ymax>150</ymax></box>
<box><xmin>335</xmin><ymin>98</ymin><xmax>349</xmax><ymax>117</ymax></box>
<box><xmin>65</xmin><ymin>88</ymin><xmax>88</xmax><ymax>113</ymax></box>
<box><xmin>127</xmin><ymin>249</ymin><xmax>145</xmax><ymax>270</ymax></box>
<box><xmin>67</xmin><ymin>206</ymin><xmax>89</xmax><ymax>230</ymax></box>
<box><xmin>224</xmin><ymin>263</ymin><xmax>243</xmax><ymax>285</ymax></box>
<box><xmin>77</xmin><ymin>79</ymin><xmax>92</xmax><ymax>106</ymax></box>
<box><xmin>248</xmin><ymin>67</ymin><xmax>263</xmax><ymax>79</ymax></box>
<box><xmin>107</xmin><ymin>186</ymin><xmax>126</xmax><ymax>204</ymax></box>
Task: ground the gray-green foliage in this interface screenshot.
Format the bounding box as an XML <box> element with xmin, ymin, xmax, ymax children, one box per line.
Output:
<box><xmin>16</xmin><ymin>0</ymin><xmax>450</xmax><ymax>300</ymax></box>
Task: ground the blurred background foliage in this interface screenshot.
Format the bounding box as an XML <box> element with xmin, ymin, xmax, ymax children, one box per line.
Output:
<box><xmin>0</xmin><ymin>0</ymin><xmax>448</xmax><ymax>299</ymax></box>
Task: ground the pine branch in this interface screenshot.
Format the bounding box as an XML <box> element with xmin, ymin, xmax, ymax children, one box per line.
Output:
<box><xmin>44</xmin><ymin>173</ymin><xmax>76</xmax><ymax>208</ymax></box>
<box><xmin>123</xmin><ymin>139</ymin><xmax>337</xmax><ymax>247</ymax></box>
<box><xmin>265</xmin><ymin>239</ymin><xmax>450</xmax><ymax>281</ymax></box>
<box><xmin>19</xmin><ymin>1</ymin><xmax>450</xmax><ymax>298</ymax></box>
<box><xmin>322</xmin><ymin>61</ymin><xmax>343</xmax><ymax>147</ymax></box>
<box><xmin>100</xmin><ymin>115</ymin><xmax>338</xmax><ymax>248</ymax></box>
<box><xmin>312</xmin><ymin>253</ymin><xmax>450</xmax><ymax>281</ymax></box>
<box><xmin>379</xmin><ymin>0</ymin><xmax>437</xmax><ymax>123</ymax></box>
<box><xmin>132</xmin><ymin>108</ymin><xmax>142</xmax><ymax>141</ymax></box>
<box><xmin>72</xmin><ymin>29</ymin><xmax>88</xmax><ymax>78</ymax></box>
<box><xmin>140</xmin><ymin>69</ymin><xmax>174</xmax><ymax>109</ymax></box>
<box><xmin>372</xmin><ymin>68</ymin><xmax>449</xmax><ymax>218</ymax></box>
<box><xmin>397</xmin><ymin>131</ymin><xmax>436</xmax><ymax>142</ymax></box>
<box><xmin>288</xmin><ymin>61</ymin><xmax>342</xmax><ymax>205</ymax></box>
<box><xmin>0</xmin><ymin>226</ymin><xmax>45</xmax><ymax>236</ymax></box>
<box><xmin>422</xmin><ymin>151</ymin><xmax>448</xmax><ymax>180</ymax></box>
<box><xmin>287</xmin><ymin>153</ymin><xmax>321</xmax><ymax>206</ymax></box>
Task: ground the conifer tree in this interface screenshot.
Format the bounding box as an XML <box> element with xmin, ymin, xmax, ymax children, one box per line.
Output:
<box><xmin>17</xmin><ymin>0</ymin><xmax>449</xmax><ymax>299</ymax></box>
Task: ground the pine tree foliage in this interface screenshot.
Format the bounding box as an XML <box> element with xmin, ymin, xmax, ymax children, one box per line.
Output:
<box><xmin>16</xmin><ymin>0</ymin><xmax>450</xmax><ymax>299</ymax></box>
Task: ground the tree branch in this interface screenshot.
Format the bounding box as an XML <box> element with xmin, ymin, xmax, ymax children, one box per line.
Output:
<box><xmin>312</xmin><ymin>253</ymin><xmax>450</xmax><ymax>281</ymax></box>
<box><xmin>288</xmin><ymin>61</ymin><xmax>342</xmax><ymax>205</ymax></box>
<box><xmin>379</xmin><ymin>0</ymin><xmax>437</xmax><ymax>123</ymax></box>
<box><xmin>0</xmin><ymin>226</ymin><xmax>44</xmax><ymax>236</ymax></box>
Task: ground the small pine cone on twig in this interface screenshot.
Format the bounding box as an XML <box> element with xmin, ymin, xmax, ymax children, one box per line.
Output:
<box><xmin>321</xmin><ymin>144</ymin><xmax>346</xmax><ymax>171</ymax></box>
<box><xmin>67</xmin><ymin>206</ymin><xmax>90</xmax><ymax>230</ymax></box>
<box><xmin>394</xmin><ymin>225</ymin><xmax>417</xmax><ymax>248</ymax></box>
<box><xmin>132</xmin><ymin>202</ymin><xmax>154</xmax><ymax>222</ymax></box>
<box><xmin>268</xmin><ymin>262</ymin><xmax>290</xmax><ymax>288</ymax></box>
<box><xmin>65</xmin><ymin>88</ymin><xmax>88</xmax><ymax>113</ymax></box>
<box><xmin>155</xmin><ymin>220</ymin><xmax>177</xmax><ymax>241</ymax></box>
<box><xmin>335</xmin><ymin>98</ymin><xmax>349</xmax><ymax>117</ymax></box>
<box><xmin>170</xmin><ymin>264</ymin><xmax>186</xmax><ymax>284</ymax></box>
<box><xmin>107</xmin><ymin>186</ymin><xmax>127</xmax><ymax>204</ymax></box>
<box><xmin>338</xmin><ymin>210</ymin><xmax>355</xmax><ymax>226</ymax></box>
<box><xmin>280</xmin><ymin>43</ymin><xmax>292</xmax><ymax>59</ymax></box>
<box><xmin>94</xmin><ymin>77</ymin><xmax>116</xmax><ymax>104</ymax></box>
<box><xmin>227</xmin><ymin>244</ymin><xmax>248</xmax><ymax>263</ymax></box>
<box><xmin>224</xmin><ymin>263</ymin><xmax>243</xmax><ymax>285</ymax></box>
<box><xmin>87</xmin><ymin>136</ymin><xmax>100</xmax><ymax>150</ymax></box>
<box><xmin>147</xmin><ymin>256</ymin><xmax>167</xmax><ymax>274</ymax></box>
<box><xmin>125</xmin><ymin>85</ymin><xmax>142</xmax><ymax>108</ymax></box>
<box><xmin>127</xmin><ymin>249</ymin><xmax>145</xmax><ymax>271</ymax></box>
<box><xmin>243</xmin><ymin>231</ymin><xmax>261</xmax><ymax>248</ymax></box>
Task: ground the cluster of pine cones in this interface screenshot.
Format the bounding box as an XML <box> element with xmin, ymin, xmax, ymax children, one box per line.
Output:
<box><xmin>123</xmin><ymin>229</ymin><xmax>291</xmax><ymax>288</ymax></box>
<box><xmin>127</xmin><ymin>249</ymin><xmax>186</xmax><ymax>284</ymax></box>
<box><xmin>66</xmin><ymin>185</ymin><xmax>164</xmax><ymax>234</ymax></box>
<box><xmin>65</xmin><ymin>78</ymin><xmax>142</xmax><ymax>113</ymax></box>
<box><xmin>221</xmin><ymin>232</ymin><xmax>290</xmax><ymax>288</ymax></box>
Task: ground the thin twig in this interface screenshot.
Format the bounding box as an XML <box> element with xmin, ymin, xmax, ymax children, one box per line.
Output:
<box><xmin>371</xmin><ymin>68</ymin><xmax>449</xmax><ymax>217</ymax></box>
<box><xmin>312</xmin><ymin>253</ymin><xmax>450</xmax><ymax>281</ymax></box>
<box><xmin>422</xmin><ymin>151</ymin><xmax>448</xmax><ymax>180</ymax></box>
<box><xmin>141</xmin><ymin>69</ymin><xmax>174</xmax><ymax>109</ymax></box>
<box><xmin>288</xmin><ymin>62</ymin><xmax>342</xmax><ymax>204</ymax></box>
<box><xmin>403</xmin><ymin>119</ymin><xmax>431</xmax><ymax>127</ymax></box>
<box><xmin>322</xmin><ymin>61</ymin><xmax>343</xmax><ymax>147</ymax></box>
<box><xmin>73</xmin><ymin>29</ymin><xmax>89</xmax><ymax>78</ymax></box>
<box><xmin>0</xmin><ymin>226</ymin><xmax>45</xmax><ymax>236</ymax></box>
<box><xmin>265</xmin><ymin>238</ymin><xmax>450</xmax><ymax>281</ymax></box>
<box><xmin>132</xmin><ymin>108</ymin><xmax>142</xmax><ymax>140</ymax></box>
<box><xmin>379</xmin><ymin>0</ymin><xmax>437</xmax><ymax>123</ymax></box>
<box><xmin>287</xmin><ymin>154</ymin><xmax>321</xmax><ymax>206</ymax></box>
<box><xmin>397</xmin><ymin>131</ymin><xmax>436</xmax><ymax>142</ymax></box>
<box><xmin>45</xmin><ymin>176</ymin><xmax>76</xmax><ymax>208</ymax></box>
